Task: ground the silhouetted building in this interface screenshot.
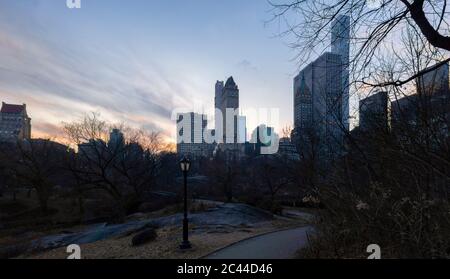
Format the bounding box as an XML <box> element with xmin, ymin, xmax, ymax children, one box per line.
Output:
<box><xmin>293</xmin><ymin>52</ymin><xmax>344</xmax><ymax>161</ymax></box>
<box><xmin>417</xmin><ymin>61</ymin><xmax>449</xmax><ymax>97</ymax></box>
<box><xmin>331</xmin><ymin>14</ymin><xmax>351</xmax><ymax>131</ymax></box>
<box><xmin>126</xmin><ymin>142</ymin><xmax>144</xmax><ymax>159</ymax></box>
<box><xmin>214</xmin><ymin>77</ymin><xmax>246</xmax><ymax>160</ymax></box>
<box><xmin>215</xmin><ymin>80</ymin><xmax>224</xmax><ymax>135</ymax></box>
<box><xmin>278</xmin><ymin>137</ymin><xmax>300</xmax><ymax>161</ymax></box>
<box><xmin>359</xmin><ymin>91</ymin><xmax>388</xmax><ymax>131</ymax></box>
<box><xmin>392</xmin><ymin>61</ymin><xmax>450</xmax><ymax>130</ymax></box>
<box><xmin>0</xmin><ymin>102</ymin><xmax>31</xmax><ymax>143</ymax></box>
<box><xmin>108</xmin><ymin>129</ymin><xmax>125</xmax><ymax>150</ymax></box>
<box><xmin>392</xmin><ymin>93</ymin><xmax>449</xmax><ymax>122</ymax></box>
<box><xmin>391</xmin><ymin>91</ymin><xmax>450</xmax><ymax>147</ymax></box>
<box><xmin>78</xmin><ymin>139</ymin><xmax>107</xmax><ymax>161</ymax></box>
<box><xmin>216</xmin><ymin>77</ymin><xmax>240</xmax><ymax>142</ymax></box>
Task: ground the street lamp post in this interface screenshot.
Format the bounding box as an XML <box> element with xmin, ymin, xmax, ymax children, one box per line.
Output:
<box><xmin>179</xmin><ymin>157</ymin><xmax>192</xmax><ymax>250</ymax></box>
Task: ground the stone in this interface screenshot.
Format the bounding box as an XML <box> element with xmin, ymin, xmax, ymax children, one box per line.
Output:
<box><xmin>131</xmin><ymin>228</ymin><xmax>157</xmax><ymax>246</ymax></box>
<box><xmin>127</xmin><ymin>212</ymin><xmax>146</xmax><ymax>221</ymax></box>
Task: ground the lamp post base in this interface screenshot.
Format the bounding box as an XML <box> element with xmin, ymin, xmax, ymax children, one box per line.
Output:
<box><xmin>179</xmin><ymin>241</ymin><xmax>192</xmax><ymax>250</ymax></box>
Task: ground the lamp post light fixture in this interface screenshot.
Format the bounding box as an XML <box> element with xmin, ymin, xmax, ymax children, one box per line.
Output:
<box><xmin>179</xmin><ymin>157</ymin><xmax>192</xmax><ymax>250</ymax></box>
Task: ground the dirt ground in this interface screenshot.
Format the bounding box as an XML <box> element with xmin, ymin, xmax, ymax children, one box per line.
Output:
<box><xmin>1</xmin><ymin>195</ymin><xmax>312</xmax><ymax>259</ymax></box>
<box><xmin>22</xmin><ymin>219</ymin><xmax>306</xmax><ymax>259</ymax></box>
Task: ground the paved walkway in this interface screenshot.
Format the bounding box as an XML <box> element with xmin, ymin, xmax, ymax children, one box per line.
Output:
<box><xmin>205</xmin><ymin>226</ymin><xmax>314</xmax><ymax>259</ymax></box>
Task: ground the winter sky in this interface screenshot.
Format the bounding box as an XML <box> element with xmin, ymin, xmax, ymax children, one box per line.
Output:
<box><xmin>0</xmin><ymin>0</ymin><xmax>300</xmax><ymax>143</ymax></box>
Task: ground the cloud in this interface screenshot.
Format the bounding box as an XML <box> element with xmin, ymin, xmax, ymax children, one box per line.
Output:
<box><xmin>0</xmin><ymin>22</ymin><xmax>193</xmax><ymax>143</ymax></box>
<box><xmin>237</xmin><ymin>59</ymin><xmax>258</xmax><ymax>72</ymax></box>
<box><xmin>32</xmin><ymin>122</ymin><xmax>62</xmax><ymax>138</ymax></box>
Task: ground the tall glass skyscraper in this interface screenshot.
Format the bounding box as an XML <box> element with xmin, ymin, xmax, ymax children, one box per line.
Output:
<box><xmin>293</xmin><ymin>14</ymin><xmax>350</xmax><ymax>162</ymax></box>
<box><xmin>293</xmin><ymin>52</ymin><xmax>344</xmax><ymax>161</ymax></box>
<box><xmin>331</xmin><ymin>14</ymin><xmax>350</xmax><ymax>131</ymax></box>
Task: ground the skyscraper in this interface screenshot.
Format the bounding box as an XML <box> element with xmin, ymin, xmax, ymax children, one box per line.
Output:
<box><xmin>359</xmin><ymin>91</ymin><xmax>388</xmax><ymax>131</ymax></box>
<box><xmin>331</xmin><ymin>14</ymin><xmax>350</xmax><ymax>131</ymax></box>
<box><xmin>214</xmin><ymin>77</ymin><xmax>242</xmax><ymax>142</ymax></box>
<box><xmin>392</xmin><ymin>61</ymin><xmax>450</xmax><ymax>135</ymax></box>
<box><xmin>220</xmin><ymin>77</ymin><xmax>239</xmax><ymax>142</ymax></box>
<box><xmin>176</xmin><ymin>77</ymin><xmax>247</xmax><ymax>160</ymax></box>
<box><xmin>214</xmin><ymin>80</ymin><xmax>224</xmax><ymax>136</ymax></box>
<box><xmin>214</xmin><ymin>76</ymin><xmax>245</xmax><ymax>159</ymax></box>
<box><xmin>417</xmin><ymin>61</ymin><xmax>450</xmax><ymax>96</ymax></box>
<box><xmin>294</xmin><ymin>74</ymin><xmax>313</xmax><ymax>131</ymax></box>
<box><xmin>293</xmin><ymin>52</ymin><xmax>344</xmax><ymax>161</ymax></box>
<box><xmin>108</xmin><ymin>128</ymin><xmax>125</xmax><ymax>150</ymax></box>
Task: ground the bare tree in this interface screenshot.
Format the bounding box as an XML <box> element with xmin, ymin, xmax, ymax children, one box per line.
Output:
<box><xmin>269</xmin><ymin>0</ymin><xmax>450</xmax><ymax>91</ymax></box>
<box><xmin>9</xmin><ymin>140</ymin><xmax>67</xmax><ymax>213</ymax></box>
<box><xmin>281</xmin><ymin>125</ymin><xmax>293</xmax><ymax>138</ymax></box>
<box><xmin>63</xmin><ymin>113</ymin><xmax>164</xmax><ymax>218</ymax></box>
<box><xmin>254</xmin><ymin>157</ymin><xmax>292</xmax><ymax>204</ymax></box>
<box><xmin>113</xmin><ymin>131</ymin><xmax>163</xmax><ymax>198</ymax></box>
<box><xmin>0</xmin><ymin>144</ymin><xmax>19</xmax><ymax>200</ymax></box>
<box><xmin>296</xmin><ymin>25</ymin><xmax>450</xmax><ymax>258</ymax></box>
<box><xmin>206</xmin><ymin>151</ymin><xmax>241</xmax><ymax>202</ymax></box>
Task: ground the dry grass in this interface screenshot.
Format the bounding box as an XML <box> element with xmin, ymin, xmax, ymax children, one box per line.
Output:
<box><xmin>22</xmin><ymin>218</ymin><xmax>305</xmax><ymax>259</ymax></box>
<box><xmin>1</xmin><ymin>195</ymin><xmax>310</xmax><ymax>259</ymax></box>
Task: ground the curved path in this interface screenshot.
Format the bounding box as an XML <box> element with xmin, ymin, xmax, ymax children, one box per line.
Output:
<box><xmin>205</xmin><ymin>226</ymin><xmax>314</xmax><ymax>259</ymax></box>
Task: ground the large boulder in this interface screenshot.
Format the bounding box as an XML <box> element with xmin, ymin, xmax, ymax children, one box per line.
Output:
<box><xmin>131</xmin><ymin>228</ymin><xmax>157</xmax><ymax>247</ymax></box>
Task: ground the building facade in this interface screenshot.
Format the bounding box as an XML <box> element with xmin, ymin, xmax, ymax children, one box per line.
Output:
<box><xmin>214</xmin><ymin>77</ymin><xmax>246</xmax><ymax>160</ymax></box>
<box><xmin>176</xmin><ymin>77</ymin><xmax>248</xmax><ymax>160</ymax></box>
<box><xmin>293</xmin><ymin>52</ymin><xmax>344</xmax><ymax>161</ymax></box>
<box><xmin>0</xmin><ymin>102</ymin><xmax>31</xmax><ymax>143</ymax></box>
<box><xmin>108</xmin><ymin>128</ymin><xmax>125</xmax><ymax>150</ymax></box>
<box><xmin>391</xmin><ymin>61</ymin><xmax>450</xmax><ymax>144</ymax></box>
<box><xmin>331</xmin><ymin>14</ymin><xmax>350</xmax><ymax>131</ymax></box>
<box><xmin>217</xmin><ymin>77</ymin><xmax>240</xmax><ymax>143</ymax></box>
<box><xmin>417</xmin><ymin>61</ymin><xmax>450</xmax><ymax>97</ymax></box>
<box><xmin>393</xmin><ymin>61</ymin><xmax>450</xmax><ymax>126</ymax></box>
<box><xmin>215</xmin><ymin>80</ymin><xmax>225</xmax><ymax>136</ymax></box>
<box><xmin>78</xmin><ymin>139</ymin><xmax>107</xmax><ymax>161</ymax></box>
<box><xmin>278</xmin><ymin>137</ymin><xmax>300</xmax><ymax>161</ymax></box>
<box><xmin>359</xmin><ymin>91</ymin><xmax>389</xmax><ymax>131</ymax></box>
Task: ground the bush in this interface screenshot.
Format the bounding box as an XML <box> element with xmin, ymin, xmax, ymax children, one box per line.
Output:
<box><xmin>0</xmin><ymin>243</ymin><xmax>29</xmax><ymax>259</ymax></box>
<box><xmin>241</xmin><ymin>196</ymin><xmax>283</xmax><ymax>215</ymax></box>
<box><xmin>298</xmin><ymin>181</ymin><xmax>450</xmax><ymax>259</ymax></box>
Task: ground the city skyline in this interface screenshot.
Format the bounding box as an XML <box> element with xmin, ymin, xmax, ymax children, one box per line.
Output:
<box><xmin>0</xmin><ymin>0</ymin><xmax>299</xmax><ymax>144</ymax></box>
<box><xmin>0</xmin><ymin>0</ymin><xmax>449</xmax><ymax>263</ymax></box>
